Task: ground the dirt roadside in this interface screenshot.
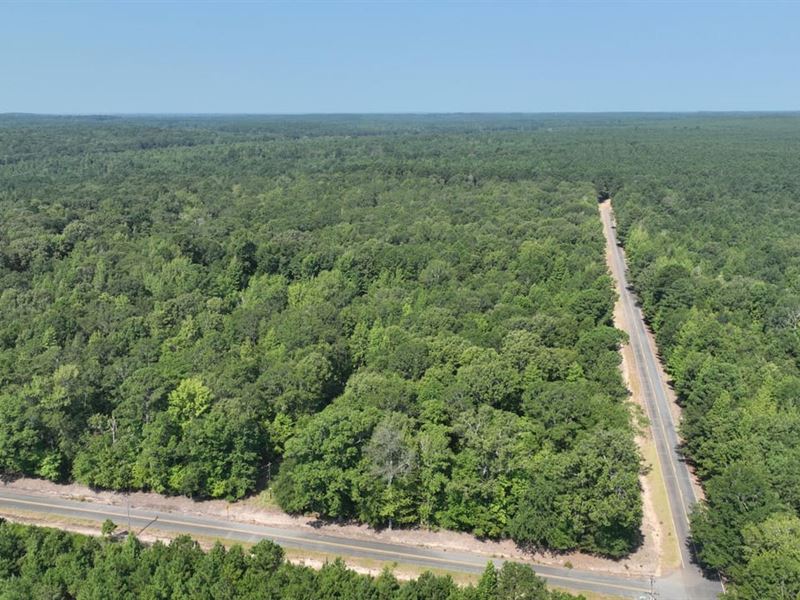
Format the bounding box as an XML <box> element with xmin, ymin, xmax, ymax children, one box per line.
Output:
<box><xmin>3</xmin><ymin>465</ymin><xmax>659</xmax><ymax>579</ymax></box>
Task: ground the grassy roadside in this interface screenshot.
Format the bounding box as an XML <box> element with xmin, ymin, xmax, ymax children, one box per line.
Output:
<box><xmin>0</xmin><ymin>509</ymin><xmax>626</xmax><ymax>599</ymax></box>
<box><xmin>640</xmin><ymin>438</ymin><xmax>681</xmax><ymax>571</ymax></box>
<box><xmin>554</xmin><ymin>590</ymin><xmax>626</xmax><ymax>600</ymax></box>
<box><xmin>0</xmin><ymin>507</ymin><xmax>105</xmax><ymax>532</ymax></box>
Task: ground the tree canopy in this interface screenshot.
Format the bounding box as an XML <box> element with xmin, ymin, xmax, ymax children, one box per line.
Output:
<box><xmin>0</xmin><ymin>519</ymin><xmax>580</xmax><ymax>600</ymax></box>
<box><xmin>0</xmin><ymin>115</ymin><xmax>641</xmax><ymax>557</ymax></box>
<box><xmin>4</xmin><ymin>113</ymin><xmax>800</xmax><ymax>595</ymax></box>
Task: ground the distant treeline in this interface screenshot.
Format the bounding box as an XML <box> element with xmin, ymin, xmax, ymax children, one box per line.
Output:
<box><xmin>3</xmin><ymin>114</ymin><xmax>800</xmax><ymax>597</ymax></box>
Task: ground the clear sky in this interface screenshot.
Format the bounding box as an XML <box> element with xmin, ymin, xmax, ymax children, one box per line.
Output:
<box><xmin>2</xmin><ymin>1</ymin><xmax>798</xmax><ymax>114</ymax></box>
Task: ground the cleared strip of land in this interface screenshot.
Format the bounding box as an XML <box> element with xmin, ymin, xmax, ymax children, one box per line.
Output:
<box><xmin>599</xmin><ymin>200</ymin><xmax>721</xmax><ymax>600</ymax></box>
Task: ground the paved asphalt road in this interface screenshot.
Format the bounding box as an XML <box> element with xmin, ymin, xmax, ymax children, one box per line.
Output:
<box><xmin>600</xmin><ymin>201</ymin><xmax>722</xmax><ymax>600</ymax></box>
<box><xmin>0</xmin><ymin>490</ymin><xmax>654</xmax><ymax>598</ymax></box>
<box><xmin>0</xmin><ymin>202</ymin><xmax>721</xmax><ymax>600</ymax></box>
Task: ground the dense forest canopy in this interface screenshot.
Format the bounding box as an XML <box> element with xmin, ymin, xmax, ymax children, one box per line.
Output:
<box><xmin>0</xmin><ymin>520</ymin><xmax>579</xmax><ymax>599</ymax></box>
<box><xmin>2</xmin><ymin>113</ymin><xmax>800</xmax><ymax>597</ymax></box>
<box><xmin>0</xmin><ymin>114</ymin><xmax>640</xmax><ymax>558</ymax></box>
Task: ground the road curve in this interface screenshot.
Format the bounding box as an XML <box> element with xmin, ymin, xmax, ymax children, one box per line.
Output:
<box><xmin>0</xmin><ymin>489</ymin><xmax>652</xmax><ymax>598</ymax></box>
<box><xmin>600</xmin><ymin>200</ymin><xmax>721</xmax><ymax>599</ymax></box>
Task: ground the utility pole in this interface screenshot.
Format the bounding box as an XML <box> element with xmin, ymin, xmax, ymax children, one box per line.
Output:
<box><xmin>649</xmin><ymin>575</ymin><xmax>658</xmax><ymax>599</ymax></box>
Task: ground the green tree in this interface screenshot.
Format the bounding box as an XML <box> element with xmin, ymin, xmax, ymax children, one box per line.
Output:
<box><xmin>477</xmin><ymin>562</ymin><xmax>498</xmax><ymax>600</ymax></box>
<box><xmin>167</xmin><ymin>377</ymin><xmax>213</xmax><ymax>425</ymax></box>
<box><xmin>727</xmin><ymin>514</ymin><xmax>800</xmax><ymax>600</ymax></box>
<box><xmin>101</xmin><ymin>519</ymin><xmax>117</xmax><ymax>537</ymax></box>
<box><xmin>691</xmin><ymin>461</ymin><xmax>786</xmax><ymax>573</ymax></box>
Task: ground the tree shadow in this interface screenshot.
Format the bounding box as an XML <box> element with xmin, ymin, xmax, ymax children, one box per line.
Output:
<box><xmin>513</xmin><ymin>527</ymin><xmax>645</xmax><ymax>563</ymax></box>
<box><xmin>0</xmin><ymin>471</ymin><xmax>22</xmax><ymax>485</ymax></box>
<box><xmin>686</xmin><ymin>534</ymin><xmax>723</xmax><ymax>582</ymax></box>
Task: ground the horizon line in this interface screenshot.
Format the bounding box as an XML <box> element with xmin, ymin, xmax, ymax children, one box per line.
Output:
<box><xmin>3</xmin><ymin>110</ymin><xmax>800</xmax><ymax>118</ymax></box>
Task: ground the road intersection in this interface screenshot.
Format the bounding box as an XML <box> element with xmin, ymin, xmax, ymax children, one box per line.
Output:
<box><xmin>600</xmin><ymin>200</ymin><xmax>721</xmax><ymax>599</ymax></box>
<box><xmin>0</xmin><ymin>201</ymin><xmax>721</xmax><ymax>599</ymax></box>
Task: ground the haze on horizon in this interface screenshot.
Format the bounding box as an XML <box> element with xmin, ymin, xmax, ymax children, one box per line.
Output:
<box><xmin>2</xmin><ymin>1</ymin><xmax>798</xmax><ymax>114</ymax></box>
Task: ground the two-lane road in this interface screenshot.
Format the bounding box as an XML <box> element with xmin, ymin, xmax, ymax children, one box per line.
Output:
<box><xmin>600</xmin><ymin>200</ymin><xmax>721</xmax><ymax>599</ymax></box>
<box><xmin>0</xmin><ymin>488</ymin><xmax>653</xmax><ymax>598</ymax></box>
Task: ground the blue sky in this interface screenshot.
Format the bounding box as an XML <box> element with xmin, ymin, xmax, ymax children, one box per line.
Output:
<box><xmin>2</xmin><ymin>1</ymin><xmax>798</xmax><ymax>113</ymax></box>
